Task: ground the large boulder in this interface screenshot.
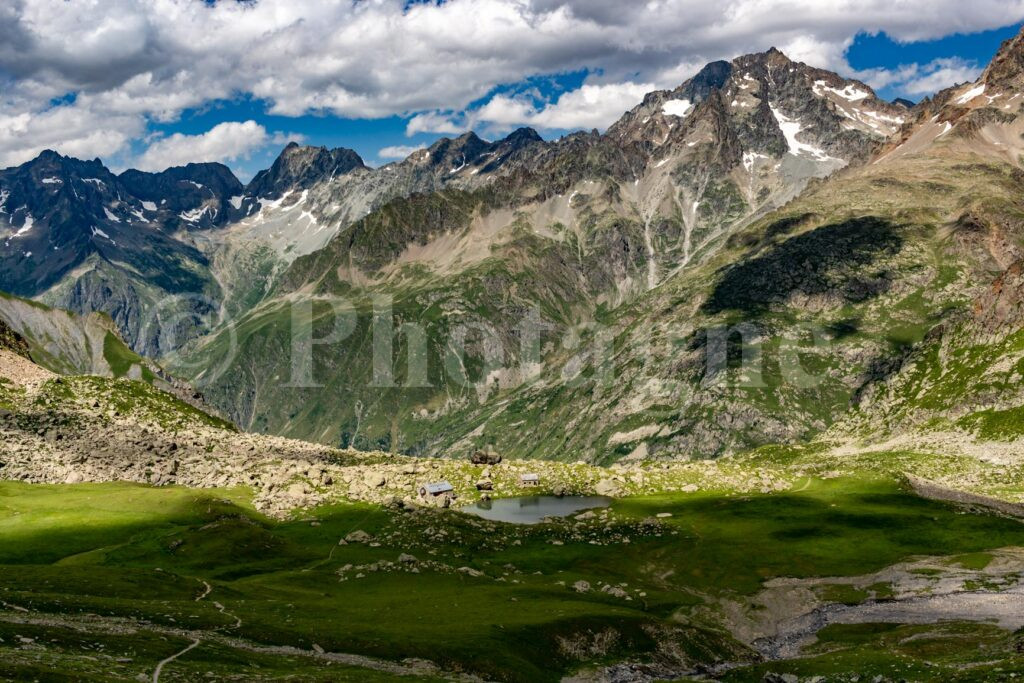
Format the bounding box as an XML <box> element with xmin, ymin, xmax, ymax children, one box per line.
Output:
<box><xmin>363</xmin><ymin>470</ymin><xmax>387</xmax><ymax>487</ymax></box>
<box><xmin>344</xmin><ymin>530</ymin><xmax>373</xmax><ymax>544</ymax></box>
<box><xmin>470</xmin><ymin>446</ymin><xmax>502</xmax><ymax>465</ymax></box>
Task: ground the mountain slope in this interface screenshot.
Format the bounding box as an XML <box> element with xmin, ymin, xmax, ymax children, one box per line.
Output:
<box><xmin>449</xmin><ymin>34</ymin><xmax>1024</xmax><ymax>462</ymax></box>
<box><xmin>172</xmin><ymin>48</ymin><xmax>912</xmax><ymax>454</ymax></box>
<box><xmin>0</xmin><ymin>151</ymin><xmax>233</xmax><ymax>356</ymax></box>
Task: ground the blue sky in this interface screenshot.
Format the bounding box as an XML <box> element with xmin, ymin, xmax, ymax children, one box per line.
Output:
<box><xmin>142</xmin><ymin>71</ymin><xmax>593</xmax><ymax>179</ymax></box>
<box><xmin>3</xmin><ymin>1</ymin><xmax>1024</xmax><ymax>181</ymax></box>
<box><xmin>156</xmin><ymin>22</ymin><xmax>1022</xmax><ymax>180</ymax></box>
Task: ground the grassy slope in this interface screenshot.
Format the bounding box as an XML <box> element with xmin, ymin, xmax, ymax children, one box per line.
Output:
<box><xmin>0</xmin><ymin>475</ymin><xmax>1022</xmax><ymax>681</ymax></box>
<box><xmin>0</xmin><ymin>290</ymin><xmax>159</xmax><ymax>383</ymax></box>
<box><xmin>175</xmin><ymin>135</ymin><xmax>1024</xmax><ymax>463</ymax></box>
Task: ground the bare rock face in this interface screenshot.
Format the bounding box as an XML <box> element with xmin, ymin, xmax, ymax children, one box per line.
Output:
<box><xmin>973</xmin><ymin>259</ymin><xmax>1024</xmax><ymax>335</ymax></box>
<box><xmin>982</xmin><ymin>29</ymin><xmax>1024</xmax><ymax>90</ymax></box>
<box><xmin>0</xmin><ymin>316</ymin><xmax>29</xmax><ymax>358</ymax></box>
<box><xmin>246</xmin><ymin>142</ymin><xmax>366</xmax><ymax>200</ymax></box>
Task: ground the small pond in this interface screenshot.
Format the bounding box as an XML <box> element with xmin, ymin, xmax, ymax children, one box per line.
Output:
<box><xmin>460</xmin><ymin>495</ymin><xmax>612</xmax><ymax>525</ymax></box>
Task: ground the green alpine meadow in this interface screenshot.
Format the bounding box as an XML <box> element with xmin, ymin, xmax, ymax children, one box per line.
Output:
<box><xmin>4</xmin><ymin>3</ymin><xmax>1024</xmax><ymax>681</ymax></box>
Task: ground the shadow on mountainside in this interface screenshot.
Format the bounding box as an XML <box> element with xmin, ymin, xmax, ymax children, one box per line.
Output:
<box><xmin>702</xmin><ymin>217</ymin><xmax>903</xmax><ymax>315</ymax></box>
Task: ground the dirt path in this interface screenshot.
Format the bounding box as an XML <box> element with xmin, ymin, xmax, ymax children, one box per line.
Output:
<box><xmin>0</xmin><ymin>609</ymin><xmax>444</xmax><ymax>679</ymax></box>
<box><xmin>192</xmin><ymin>577</ymin><xmax>242</xmax><ymax>629</ymax></box>
<box><xmin>152</xmin><ymin>638</ymin><xmax>200</xmax><ymax>683</ymax></box>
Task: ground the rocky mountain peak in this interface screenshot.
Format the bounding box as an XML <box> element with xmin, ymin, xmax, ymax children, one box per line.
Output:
<box><xmin>118</xmin><ymin>162</ymin><xmax>244</xmax><ymax>230</ymax></box>
<box><xmin>20</xmin><ymin>149</ymin><xmax>111</xmax><ymax>181</ymax></box>
<box><xmin>981</xmin><ymin>25</ymin><xmax>1024</xmax><ymax>88</ymax></box>
<box><xmin>501</xmin><ymin>127</ymin><xmax>543</xmax><ymax>147</ymax></box>
<box><xmin>246</xmin><ymin>143</ymin><xmax>366</xmax><ymax>199</ymax></box>
<box><xmin>425</xmin><ymin>132</ymin><xmax>490</xmax><ymax>168</ymax></box>
<box><xmin>686</xmin><ymin>60</ymin><xmax>733</xmax><ymax>97</ymax></box>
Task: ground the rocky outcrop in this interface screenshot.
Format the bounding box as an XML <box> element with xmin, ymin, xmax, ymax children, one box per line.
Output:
<box><xmin>118</xmin><ymin>161</ymin><xmax>245</xmax><ymax>230</ymax></box>
<box><xmin>0</xmin><ymin>315</ymin><xmax>29</xmax><ymax>359</ymax></box>
<box><xmin>246</xmin><ymin>142</ymin><xmax>366</xmax><ymax>200</ymax></box>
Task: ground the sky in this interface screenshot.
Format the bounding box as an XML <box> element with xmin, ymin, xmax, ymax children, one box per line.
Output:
<box><xmin>1</xmin><ymin>1</ymin><xmax>1023</xmax><ymax>181</ymax></box>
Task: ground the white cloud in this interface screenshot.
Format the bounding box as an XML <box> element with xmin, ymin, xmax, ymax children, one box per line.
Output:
<box><xmin>897</xmin><ymin>58</ymin><xmax>983</xmax><ymax>96</ymax></box>
<box><xmin>0</xmin><ymin>101</ymin><xmax>142</xmax><ymax>168</ymax></box>
<box><xmin>474</xmin><ymin>82</ymin><xmax>656</xmax><ymax>132</ymax></box>
<box><xmin>1</xmin><ymin>0</ymin><xmax>1022</xmax><ymax>166</ymax></box>
<box><xmin>854</xmin><ymin>57</ymin><xmax>983</xmax><ymax>99</ymax></box>
<box><xmin>407</xmin><ymin>112</ymin><xmax>471</xmax><ymax>137</ymax></box>
<box><xmin>132</xmin><ymin>121</ymin><xmax>298</xmax><ymax>172</ymax></box>
<box><xmin>407</xmin><ymin>82</ymin><xmax>658</xmax><ymax>136</ymax></box>
<box><xmin>378</xmin><ymin>144</ymin><xmax>427</xmax><ymax>160</ymax></box>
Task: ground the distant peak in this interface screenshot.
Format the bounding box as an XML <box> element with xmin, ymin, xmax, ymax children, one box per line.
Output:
<box><xmin>502</xmin><ymin>127</ymin><xmax>543</xmax><ymax>145</ymax></box>
<box><xmin>429</xmin><ymin>131</ymin><xmax>487</xmax><ymax>152</ymax></box>
<box><xmin>21</xmin><ymin>148</ymin><xmax>107</xmax><ymax>175</ymax></box>
<box><xmin>246</xmin><ymin>142</ymin><xmax>364</xmax><ymax>198</ymax></box>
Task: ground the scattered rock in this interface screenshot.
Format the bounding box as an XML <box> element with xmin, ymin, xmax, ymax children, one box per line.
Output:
<box><xmin>344</xmin><ymin>530</ymin><xmax>373</xmax><ymax>544</ymax></box>
<box><xmin>363</xmin><ymin>471</ymin><xmax>386</xmax><ymax>488</ymax></box>
<box><xmin>470</xmin><ymin>446</ymin><xmax>502</xmax><ymax>465</ymax></box>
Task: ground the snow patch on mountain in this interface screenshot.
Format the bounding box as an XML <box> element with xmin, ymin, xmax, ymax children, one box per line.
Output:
<box><xmin>12</xmin><ymin>215</ymin><xmax>33</xmax><ymax>237</ymax></box>
<box><xmin>813</xmin><ymin>81</ymin><xmax>871</xmax><ymax>102</ymax></box>
<box><xmin>180</xmin><ymin>206</ymin><xmax>209</xmax><ymax>223</ymax></box>
<box><xmin>956</xmin><ymin>84</ymin><xmax>986</xmax><ymax>105</ymax></box>
<box><xmin>770</xmin><ymin>107</ymin><xmax>833</xmax><ymax>160</ymax></box>
<box><xmin>662</xmin><ymin>99</ymin><xmax>693</xmax><ymax>117</ymax></box>
<box><xmin>742</xmin><ymin>151</ymin><xmax>769</xmax><ymax>173</ymax></box>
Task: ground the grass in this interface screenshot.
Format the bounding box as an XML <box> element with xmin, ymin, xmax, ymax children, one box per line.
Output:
<box><xmin>102</xmin><ymin>330</ymin><xmax>155</xmax><ymax>382</ymax></box>
<box><xmin>0</xmin><ymin>475</ymin><xmax>1023</xmax><ymax>680</ymax></box>
<box><xmin>724</xmin><ymin>622</ymin><xmax>1024</xmax><ymax>681</ymax></box>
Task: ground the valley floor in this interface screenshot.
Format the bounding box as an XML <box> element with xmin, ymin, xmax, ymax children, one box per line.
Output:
<box><xmin>0</xmin><ymin>474</ymin><xmax>1023</xmax><ymax>682</ymax></box>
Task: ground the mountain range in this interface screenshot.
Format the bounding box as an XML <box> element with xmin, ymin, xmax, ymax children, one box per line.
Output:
<box><xmin>3</xmin><ymin>36</ymin><xmax>1024</xmax><ymax>464</ymax></box>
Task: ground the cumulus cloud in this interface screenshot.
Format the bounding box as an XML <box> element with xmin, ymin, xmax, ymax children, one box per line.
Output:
<box><xmin>378</xmin><ymin>144</ymin><xmax>427</xmax><ymax>160</ymax></box>
<box><xmin>480</xmin><ymin>82</ymin><xmax>656</xmax><ymax>131</ymax></box>
<box><xmin>408</xmin><ymin>81</ymin><xmax>657</xmax><ymax>136</ymax></box>
<box><xmin>132</xmin><ymin>121</ymin><xmax>298</xmax><ymax>172</ymax></box>
<box><xmin>854</xmin><ymin>57</ymin><xmax>984</xmax><ymax>99</ymax></box>
<box><xmin>1</xmin><ymin>0</ymin><xmax>1023</xmax><ymax>166</ymax></box>
<box><xmin>894</xmin><ymin>58</ymin><xmax>983</xmax><ymax>96</ymax></box>
<box><xmin>0</xmin><ymin>101</ymin><xmax>143</xmax><ymax>168</ymax></box>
